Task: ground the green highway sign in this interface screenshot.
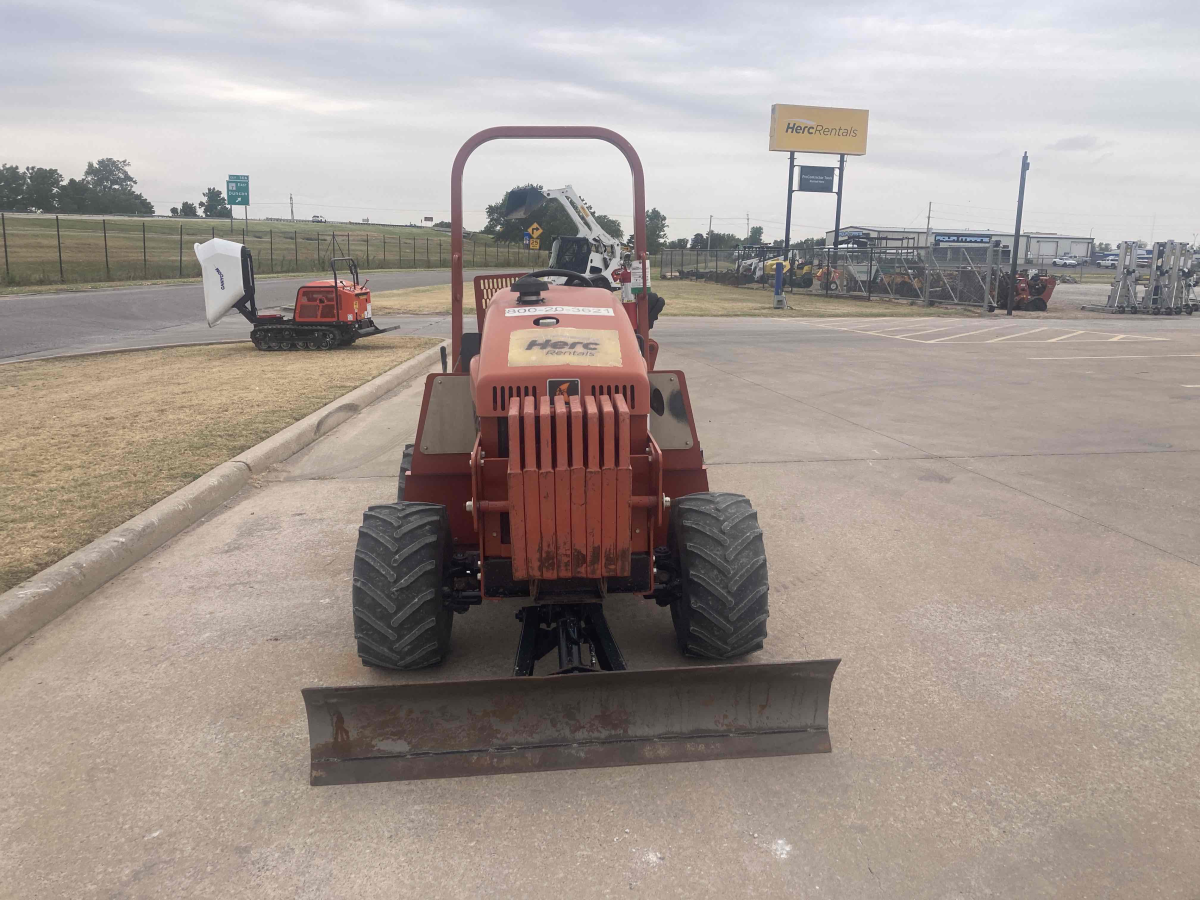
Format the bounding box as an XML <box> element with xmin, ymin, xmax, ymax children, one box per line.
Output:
<box><xmin>226</xmin><ymin>174</ymin><xmax>249</xmax><ymax>206</ymax></box>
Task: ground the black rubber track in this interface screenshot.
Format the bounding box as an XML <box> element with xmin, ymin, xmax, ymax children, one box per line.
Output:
<box><xmin>396</xmin><ymin>443</ymin><xmax>414</xmax><ymax>502</ymax></box>
<box><xmin>668</xmin><ymin>492</ymin><xmax>769</xmax><ymax>659</ymax></box>
<box><xmin>351</xmin><ymin>502</ymin><xmax>453</xmax><ymax>669</ymax></box>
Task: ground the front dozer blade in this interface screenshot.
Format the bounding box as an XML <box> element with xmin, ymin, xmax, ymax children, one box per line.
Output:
<box><xmin>302</xmin><ymin>659</ymin><xmax>839</xmax><ymax>785</ymax></box>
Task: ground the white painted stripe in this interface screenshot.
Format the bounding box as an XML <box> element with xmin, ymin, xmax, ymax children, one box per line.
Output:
<box><xmin>986</xmin><ymin>327</ymin><xmax>1048</xmax><ymax>342</ymax></box>
<box><xmin>1045</xmin><ymin>330</ymin><xmax>1085</xmax><ymax>342</ymax></box>
<box><xmin>889</xmin><ymin>325</ymin><xmax>962</xmax><ymax>338</ymax></box>
<box><xmin>927</xmin><ymin>325</ymin><xmax>1015</xmax><ymax>342</ymax></box>
<box><xmin>1030</xmin><ymin>353</ymin><xmax>1200</xmax><ymax>360</ymax></box>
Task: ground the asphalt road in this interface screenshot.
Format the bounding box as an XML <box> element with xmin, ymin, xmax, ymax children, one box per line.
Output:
<box><xmin>3</xmin><ymin>315</ymin><xmax>1199</xmax><ymax>897</ymax></box>
<box><xmin>0</xmin><ymin>268</ymin><xmax>493</xmax><ymax>361</ymax></box>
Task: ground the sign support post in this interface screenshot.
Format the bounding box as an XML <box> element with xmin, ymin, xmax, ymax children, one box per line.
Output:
<box><xmin>829</xmin><ymin>153</ymin><xmax>846</xmax><ymax>296</ymax></box>
<box><xmin>782</xmin><ymin>151</ymin><xmax>796</xmax><ymax>265</ymax></box>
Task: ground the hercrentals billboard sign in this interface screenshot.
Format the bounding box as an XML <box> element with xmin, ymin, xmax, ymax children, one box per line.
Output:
<box><xmin>769</xmin><ymin>105</ymin><xmax>869</xmax><ymax>156</ymax></box>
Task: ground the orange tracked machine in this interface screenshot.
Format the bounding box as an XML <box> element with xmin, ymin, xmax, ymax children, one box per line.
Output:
<box><xmin>302</xmin><ymin>127</ymin><xmax>839</xmax><ymax>785</ymax></box>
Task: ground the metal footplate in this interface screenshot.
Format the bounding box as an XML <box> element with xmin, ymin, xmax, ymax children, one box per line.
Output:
<box><xmin>302</xmin><ymin>657</ymin><xmax>839</xmax><ymax>785</ymax></box>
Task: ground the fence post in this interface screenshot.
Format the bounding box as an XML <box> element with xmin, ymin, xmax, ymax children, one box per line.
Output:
<box><xmin>142</xmin><ymin>222</ymin><xmax>147</xmax><ymax>277</ymax></box>
<box><xmin>439</xmin><ymin>241</ymin><xmax>443</xmax><ymax>267</ymax></box>
<box><xmin>382</xmin><ymin>232</ymin><xmax>386</xmax><ymax>267</ymax></box>
<box><xmin>178</xmin><ymin>223</ymin><xmax>183</xmax><ymax>277</ymax></box>
<box><xmin>56</xmin><ymin>215</ymin><xmax>64</xmax><ymax>282</ymax></box>
<box><xmin>1</xmin><ymin>213</ymin><xmax>8</xmax><ymax>283</ymax></box>
<box><xmin>294</xmin><ymin>231</ymin><xmax>298</xmax><ymax>271</ymax></box>
<box><xmin>425</xmin><ymin>237</ymin><xmax>430</xmax><ymax>268</ymax></box>
<box><xmin>269</xmin><ymin>229</ymin><xmax>274</xmax><ymax>273</ymax></box>
<box><xmin>398</xmin><ymin>234</ymin><xmax>402</xmax><ymax>268</ymax></box>
<box><xmin>366</xmin><ymin>232</ymin><xmax>369</xmax><ymax>268</ymax></box>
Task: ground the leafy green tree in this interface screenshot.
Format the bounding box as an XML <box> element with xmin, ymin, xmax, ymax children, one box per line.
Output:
<box><xmin>746</xmin><ymin>225</ymin><xmax>764</xmax><ymax>245</ymax></box>
<box><xmin>180</xmin><ymin>200</ymin><xmax>198</xmax><ymax>217</ymax></box>
<box><xmin>57</xmin><ymin>178</ymin><xmax>94</xmax><ymax>213</ymax></box>
<box><xmin>644</xmin><ymin>208</ymin><xmax>667</xmax><ymax>253</ymax></box>
<box><xmin>666</xmin><ymin>237</ymin><xmax>689</xmax><ymax>249</ymax></box>
<box><xmin>24</xmin><ymin>166</ymin><xmax>63</xmax><ymax>211</ymax></box>
<box><xmin>84</xmin><ymin>158</ymin><xmax>136</xmax><ymax>192</ymax></box>
<box><xmin>200</xmin><ymin>187</ymin><xmax>232</xmax><ymax>218</ymax></box>
<box><xmin>0</xmin><ymin>164</ymin><xmax>29</xmax><ymax>211</ymax></box>
<box><xmin>594</xmin><ymin>214</ymin><xmax>623</xmax><ymax>240</ymax></box>
<box><xmin>78</xmin><ymin>157</ymin><xmax>154</xmax><ymax>214</ymax></box>
<box><xmin>689</xmin><ymin>232</ymin><xmax>706</xmax><ymax>249</ymax></box>
<box><xmin>1095</xmin><ymin>241</ymin><xmax>1113</xmax><ymax>254</ymax></box>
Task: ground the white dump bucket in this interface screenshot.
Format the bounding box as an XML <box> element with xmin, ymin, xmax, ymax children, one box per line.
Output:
<box><xmin>195</xmin><ymin>238</ymin><xmax>251</xmax><ymax>326</ymax></box>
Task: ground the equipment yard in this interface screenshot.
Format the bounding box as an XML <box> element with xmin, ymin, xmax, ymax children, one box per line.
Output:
<box><xmin>4</xmin><ymin>313</ymin><xmax>1197</xmax><ymax>898</ymax></box>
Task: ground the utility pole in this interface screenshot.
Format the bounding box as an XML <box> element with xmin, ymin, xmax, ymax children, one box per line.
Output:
<box><xmin>746</xmin><ymin>212</ymin><xmax>750</xmax><ymax>242</ymax></box>
<box><xmin>290</xmin><ymin>193</ymin><xmax>295</xmax><ymax>223</ymax></box>
<box><xmin>922</xmin><ymin>201</ymin><xmax>932</xmax><ymax>305</ymax></box>
<box><xmin>1007</xmin><ymin>151</ymin><xmax>1030</xmax><ymax>316</ymax></box>
<box><xmin>707</xmin><ymin>215</ymin><xmax>713</xmax><ymax>250</ymax></box>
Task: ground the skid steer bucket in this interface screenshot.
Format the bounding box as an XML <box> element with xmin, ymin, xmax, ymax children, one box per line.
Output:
<box><xmin>303</xmin><ymin>659</ymin><xmax>839</xmax><ymax>785</ymax></box>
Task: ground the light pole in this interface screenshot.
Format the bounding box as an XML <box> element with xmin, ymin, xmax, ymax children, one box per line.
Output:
<box><xmin>1007</xmin><ymin>151</ymin><xmax>1030</xmax><ymax>316</ymax></box>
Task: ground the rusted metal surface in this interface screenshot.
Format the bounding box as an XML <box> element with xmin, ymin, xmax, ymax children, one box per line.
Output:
<box><xmin>303</xmin><ymin>659</ymin><xmax>840</xmax><ymax>785</ymax></box>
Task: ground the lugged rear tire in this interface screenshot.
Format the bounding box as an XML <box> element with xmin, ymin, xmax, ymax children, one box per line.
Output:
<box><xmin>352</xmin><ymin>502</ymin><xmax>453</xmax><ymax>669</ymax></box>
<box><xmin>668</xmin><ymin>492</ymin><xmax>769</xmax><ymax>659</ymax></box>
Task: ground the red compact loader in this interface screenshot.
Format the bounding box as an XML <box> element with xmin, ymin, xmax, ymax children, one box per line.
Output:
<box><xmin>302</xmin><ymin>127</ymin><xmax>839</xmax><ymax>785</ymax></box>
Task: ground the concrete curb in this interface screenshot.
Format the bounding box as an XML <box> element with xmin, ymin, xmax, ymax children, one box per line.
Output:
<box><xmin>0</xmin><ymin>340</ymin><xmax>447</xmax><ymax>656</ymax></box>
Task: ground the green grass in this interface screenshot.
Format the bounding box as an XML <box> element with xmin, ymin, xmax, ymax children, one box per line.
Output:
<box><xmin>0</xmin><ymin>213</ymin><xmax>550</xmax><ymax>288</ymax></box>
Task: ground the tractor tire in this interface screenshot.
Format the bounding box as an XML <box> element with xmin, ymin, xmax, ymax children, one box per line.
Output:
<box><xmin>396</xmin><ymin>443</ymin><xmax>414</xmax><ymax>502</ymax></box>
<box><xmin>351</xmin><ymin>502</ymin><xmax>454</xmax><ymax>669</ymax></box>
<box><xmin>646</xmin><ymin>291</ymin><xmax>666</xmax><ymax>329</ymax></box>
<box><xmin>668</xmin><ymin>492</ymin><xmax>770</xmax><ymax>660</ymax></box>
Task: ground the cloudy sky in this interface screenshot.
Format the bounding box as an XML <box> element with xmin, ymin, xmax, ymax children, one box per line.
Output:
<box><xmin>4</xmin><ymin>0</ymin><xmax>1198</xmax><ymax>245</ymax></box>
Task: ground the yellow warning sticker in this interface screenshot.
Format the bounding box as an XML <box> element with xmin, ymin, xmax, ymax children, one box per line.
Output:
<box><xmin>508</xmin><ymin>327</ymin><xmax>623</xmax><ymax>368</ymax></box>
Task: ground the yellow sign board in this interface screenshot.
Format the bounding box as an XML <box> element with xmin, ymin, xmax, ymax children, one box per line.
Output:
<box><xmin>529</xmin><ymin>222</ymin><xmax>543</xmax><ymax>238</ymax></box>
<box><xmin>508</xmin><ymin>328</ymin><xmax>622</xmax><ymax>368</ymax></box>
<box><xmin>529</xmin><ymin>238</ymin><xmax>540</xmax><ymax>250</ymax></box>
<box><xmin>769</xmin><ymin>104</ymin><xmax>869</xmax><ymax>156</ymax></box>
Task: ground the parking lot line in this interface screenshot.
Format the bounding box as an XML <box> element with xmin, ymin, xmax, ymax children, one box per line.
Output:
<box><xmin>987</xmin><ymin>327</ymin><xmax>1048</xmax><ymax>342</ymax></box>
<box><xmin>927</xmin><ymin>325</ymin><xmax>1015</xmax><ymax>342</ymax></box>
<box><xmin>1029</xmin><ymin>353</ymin><xmax>1200</xmax><ymax>360</ymax></box>
<box><xmin>1046</xmin><ymin>330</ymin><xmax>1086</xmax><ymax>342</ymax></box>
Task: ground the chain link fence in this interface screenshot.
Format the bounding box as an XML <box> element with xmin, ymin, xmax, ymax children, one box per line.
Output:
<box><xmin>0</xmin><ymin>213</ymin><xmax>550</xmax><ymax>287</ymax></box>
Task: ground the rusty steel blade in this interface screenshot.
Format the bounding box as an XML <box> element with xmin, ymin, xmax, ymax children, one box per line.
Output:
<box><xmin>302</xmin><ymin>659</ymin><xmax>839</xmax><ymax>785</ymax></box>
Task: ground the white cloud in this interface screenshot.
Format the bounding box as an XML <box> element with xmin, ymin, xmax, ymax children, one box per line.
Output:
<box><xmin>2</xmin><ymin>0</ymin><xmax>1197</xmax><ymax>243</ymax></box>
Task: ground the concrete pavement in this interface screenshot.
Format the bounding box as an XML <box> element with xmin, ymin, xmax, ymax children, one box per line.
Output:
<box><xmin>2</xmin><ymin>315</ymin><xmax>1198</xmax><ymax>898</ymax></box>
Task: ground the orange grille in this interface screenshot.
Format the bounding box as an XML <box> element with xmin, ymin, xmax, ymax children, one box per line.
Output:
<box><xmin>507</xmin><ymin>392</ymin><xmax>632</xmax><ymax>581</ymax></box>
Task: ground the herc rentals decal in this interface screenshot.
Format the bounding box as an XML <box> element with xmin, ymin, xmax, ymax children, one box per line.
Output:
<box><xmin>508</xmin><ymin>328</ymin><xmax>623</xmax><ymax>368</ymax></box>
<box><xmin>769</xmin><ymin>104</ymin><xmax>869</xmax><ymax>156</ymax></box>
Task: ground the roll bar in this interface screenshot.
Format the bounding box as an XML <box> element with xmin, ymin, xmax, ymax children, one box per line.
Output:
<box><xmin>450</xmin><ymin>126</ymin><xmax>649</xmax><ymax>370</ymax></box>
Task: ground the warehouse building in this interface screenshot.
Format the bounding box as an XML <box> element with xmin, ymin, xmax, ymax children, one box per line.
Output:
<box><xmin>823</xmin><ymin>226</ymin><xmax>1093</xmax><ymax>263</ymax></box>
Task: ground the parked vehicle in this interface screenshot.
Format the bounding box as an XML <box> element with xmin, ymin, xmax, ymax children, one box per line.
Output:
<box><xmin>311</xmin><ymin>215</ymin><xmax>327</xmax><ymax>224</ymax></box>
<box><xmin>1097</xmin><ymin>256</ymin><xmax>1119</xmax><ymax>269</ymax></box>
<box><xmin>1052</xmin><ymin>256</ymin><xmax>1079</xmax><ymax>268</ymax></box>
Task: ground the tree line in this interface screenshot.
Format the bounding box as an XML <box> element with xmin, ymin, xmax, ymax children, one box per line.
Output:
<box><xmin>0</xmin><ymin>158</ymin><xmax>155</xmax><ymax>215</ymax></box>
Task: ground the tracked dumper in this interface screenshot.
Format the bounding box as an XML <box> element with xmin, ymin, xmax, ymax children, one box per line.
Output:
<box><xmin>195</xmin><ymin>242</ymin><xmax>398</xmax><ymax>350</ymax></box>
<box><xmin>302</xmin><ymin>126</ymin><xmax>840</xmax><ymax>785</ymax></box>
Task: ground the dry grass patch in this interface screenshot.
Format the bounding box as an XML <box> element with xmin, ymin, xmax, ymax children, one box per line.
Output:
<box><xmin>0</xmin><ymin>335</ymin><xmax>439</xmax><ymax>592</ymax></box>
<box><xmin>371</xmin><ymin>284</ymin><xmax>454</xmax><ymax>315</ymax></box>
<box><xmin>371</xmin><ymin>279</ymin><xmax>975</xmax><ymax>319</ymax></box>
